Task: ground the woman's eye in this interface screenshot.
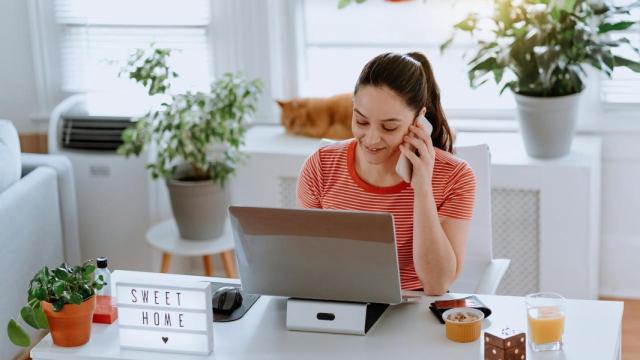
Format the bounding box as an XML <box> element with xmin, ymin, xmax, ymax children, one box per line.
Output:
<box><xmin>356</xmin><ymin>121</ymin><xmax>369</xmax><ymax>126</ymax></box>
<box><xmin>382</xmin><ymin>127</ymin><xmax>398</xmax><ymax>132</ymax></box>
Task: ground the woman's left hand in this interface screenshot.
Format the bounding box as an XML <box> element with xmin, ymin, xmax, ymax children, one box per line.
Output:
<box><xmin>398</xmin><ymin>120</ymin><xmax>435</xmax><ymax>192</ymax></box>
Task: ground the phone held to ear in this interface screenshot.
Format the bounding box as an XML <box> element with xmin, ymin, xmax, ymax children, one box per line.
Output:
<box><xmin>395</xmin><ymin>116</ymin><xmax>433</xmax><ymax>183</ymax></box>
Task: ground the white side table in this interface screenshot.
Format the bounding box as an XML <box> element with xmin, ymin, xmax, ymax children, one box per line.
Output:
<box><xmin>145</xmin><ymin>220</ymin><xmax>237</xmax><ymax>278</ymax></box>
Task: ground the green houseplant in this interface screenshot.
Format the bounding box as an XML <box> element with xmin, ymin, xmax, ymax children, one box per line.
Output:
<box><xmin>118</xmin><ymin>47</ymin><xmax>263</xmax><ymax>240</ymax></box>
<box><xmin>7</xmin><ymin>261</ymin><xmax>105</xmax><ymax>348</ymax></box>
<box><xmin>442</xmin><ymin>0</ymin><xmax>640</xmax><ymax>157</ymax></box>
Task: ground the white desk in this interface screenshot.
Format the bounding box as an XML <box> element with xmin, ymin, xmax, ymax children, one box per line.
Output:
<box><xmin>31</xmin><ymin>273</ymin><xmax>622</xmax><ymax>360</ymax></box>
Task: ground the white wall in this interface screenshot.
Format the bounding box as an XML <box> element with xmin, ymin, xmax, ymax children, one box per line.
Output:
<box><xmin>600</xmin><ymin>132</ymin><xmax>640</xmax><ymax>298</ymax></box>
<box><xmin>0</xmin><ymin>0</ymin><xmax>39</xmax><ymax>133</ymax></box>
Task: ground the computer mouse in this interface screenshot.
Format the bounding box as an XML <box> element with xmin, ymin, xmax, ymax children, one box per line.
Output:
<box><xmin>212</xmin><ymin>286</ymin><xmax>243</xmax><ymax>314</ymax></box>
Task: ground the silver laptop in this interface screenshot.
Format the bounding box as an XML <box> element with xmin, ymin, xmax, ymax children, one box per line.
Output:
<box><xmin>228</xmin><ymin>206</ymin><xmax>402</xmax><ymax>304</ymax></box>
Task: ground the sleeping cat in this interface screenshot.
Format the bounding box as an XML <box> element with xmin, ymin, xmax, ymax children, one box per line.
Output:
<box><xmin>276</xmin><ymin>93</ymin><xmax>353</xmax><ymax>140</ymax></box>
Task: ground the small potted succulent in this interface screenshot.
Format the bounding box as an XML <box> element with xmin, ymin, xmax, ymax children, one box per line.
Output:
<box><xmin>117</xmin><ymin>46</ymin><xmax>263</xmax><ymax>240</ymax></box>
<box><xmin>7</xmin><ymin>261</ymin><xmax>106</xmax><ymax>347</ymax></box>
<box><xmin>442</xmin><ymin>0</ymin><xmax>640</xmax><ymax>158</ymax></box>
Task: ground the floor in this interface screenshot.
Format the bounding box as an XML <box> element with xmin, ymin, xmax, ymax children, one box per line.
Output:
<box><xmin>18</xmin><ymin>133</ymin><xmax>48</xmax><ymax>154</ymax></box>
<box><xmin>602</xmin><ymin>297</ymin><xmax>640</xmax><ymax>359</ymax></box>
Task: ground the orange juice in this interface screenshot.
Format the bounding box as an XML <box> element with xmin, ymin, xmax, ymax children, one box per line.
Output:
<box><xmin>527</xmin><ymin>306</ymin><xmax>565</xmax><ymax>345</ymax></box>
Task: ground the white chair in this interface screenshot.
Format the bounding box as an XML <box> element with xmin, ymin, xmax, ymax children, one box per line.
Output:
<box><xmin>450</xmin><ymin>144</ymin><xmax>510</xmax><ymax>294</ymax></box>
<box><xmin>317</xmin><ymin>140</ymin><xmax>509</xmax><ymax>295</ymax></box>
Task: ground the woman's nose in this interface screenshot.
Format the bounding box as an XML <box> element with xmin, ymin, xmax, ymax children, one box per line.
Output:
<box><xmin>363</xmin><ymin>130</ymin><xmax>382</xmax><ymax>144</ymax></box>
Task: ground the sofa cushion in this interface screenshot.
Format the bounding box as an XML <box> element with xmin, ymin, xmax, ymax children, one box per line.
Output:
<box><xmin>0</xmin><ymin>120</ymin><xmax>21</xmax><ymax>193</ymax></box>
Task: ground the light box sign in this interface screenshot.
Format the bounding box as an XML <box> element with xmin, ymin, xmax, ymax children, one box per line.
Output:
<box><xmin>114</xmin><ymin>271</ymin><xmax>213</xmax><ymax>355</ymax></box>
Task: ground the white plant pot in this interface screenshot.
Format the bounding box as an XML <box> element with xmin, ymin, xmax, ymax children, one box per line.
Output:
<box><xmin>166</xmin><ymin>164</ymin><xmax>230</xmax><ymax>241</ymax></box>
<box><xmin>514</xmin><ymin>92</ymin><xmax>582</xmax><ymax>158</ymax></box>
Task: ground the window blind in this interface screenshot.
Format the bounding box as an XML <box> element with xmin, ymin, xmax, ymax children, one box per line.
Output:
<box><xmin>54</xmin><ymin>0</ymin><xmax>211</xmax><ymax>94</ymax></box>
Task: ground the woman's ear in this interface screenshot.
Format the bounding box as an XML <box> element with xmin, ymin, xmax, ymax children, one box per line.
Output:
<box><xmin>418</xmin><ymin>107</ymin><xmax>427</xmax><ymax>120</ymax></box>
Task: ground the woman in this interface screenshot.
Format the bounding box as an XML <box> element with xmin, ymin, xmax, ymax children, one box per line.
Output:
<box><xmin>296</xmin><ymin>52</ymin><xmax>476</xmax><ymax>295</ymax></box>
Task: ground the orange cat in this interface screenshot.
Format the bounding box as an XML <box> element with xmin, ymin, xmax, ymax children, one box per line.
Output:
<box><xmin>276</xmin><ymin>93</ymin><xmax>353</xmax><ymax>140</ymax></box>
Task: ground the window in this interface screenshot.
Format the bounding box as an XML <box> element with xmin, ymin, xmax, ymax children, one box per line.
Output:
<box><xmin>600</xmin><ymin>0</ymin><xmax>640</xmax><ymax>105</ymax></box>
<box><xmin>298</xmin><ymin>0</ymin><xmax>515</xmax><ymax>118</ymax></box>
<box><xmin>53</xmin><ymin>0</ymin><xmax>212</xmax><ymax>95</ymax></box>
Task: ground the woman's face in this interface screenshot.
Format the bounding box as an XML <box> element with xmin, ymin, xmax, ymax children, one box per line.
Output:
<box><xmin>352</xmin><ymin>85</ymin><xmax>415</xmax><ymax>165</ymax></box>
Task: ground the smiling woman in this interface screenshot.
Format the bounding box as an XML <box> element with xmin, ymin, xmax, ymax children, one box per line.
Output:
<box><xmin>296</xmin><ymin>52</ymin><xmax>476</xmax><ymax>295</ymax></box>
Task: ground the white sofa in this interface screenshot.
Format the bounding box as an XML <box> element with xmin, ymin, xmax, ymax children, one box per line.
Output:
<box><xmin>0</xmin><ymin>119</ymin><xmax>80</xmax><ymax>358</ymax></box>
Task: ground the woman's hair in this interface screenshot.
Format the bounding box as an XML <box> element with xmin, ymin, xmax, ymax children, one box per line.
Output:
<box><xmin>354</xmin><ymin>52</ymin><xmax>454</xmax><ymax>153</ymax></box>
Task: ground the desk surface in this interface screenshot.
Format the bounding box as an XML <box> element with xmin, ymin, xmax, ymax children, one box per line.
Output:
<box><xmin>31</xmin><ymin>273</ymin><xmax>622</xmax><ymax>360</ymax></box>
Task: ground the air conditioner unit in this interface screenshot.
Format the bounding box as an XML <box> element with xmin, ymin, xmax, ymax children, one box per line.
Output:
<box><xmin>49</xmin><ymin>93</ymin><xmax>172</xmax><ymax>271</ymax></box>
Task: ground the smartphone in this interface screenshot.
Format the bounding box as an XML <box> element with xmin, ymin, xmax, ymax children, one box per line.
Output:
<box><xmin>395</xmin><ymin>116</ymin><xmax>433</xmax><ymax>183</ymax></box>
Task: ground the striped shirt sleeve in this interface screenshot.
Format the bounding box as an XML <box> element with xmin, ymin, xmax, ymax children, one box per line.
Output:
<box><xmin>438</xmin><ymin>161</ymin><xmax>476</xmax><ymax>220</ymax></box>
<box><xmin>296</xmin><ymin>149</ymin><xmax>323</xmax><ymax>209</ymax></box>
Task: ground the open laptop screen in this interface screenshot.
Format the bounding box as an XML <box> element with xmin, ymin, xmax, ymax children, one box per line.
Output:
<box><xmin>229</xmin><ymin>206</ymin><xmax>402</xmax><ymax>304</ymax></box>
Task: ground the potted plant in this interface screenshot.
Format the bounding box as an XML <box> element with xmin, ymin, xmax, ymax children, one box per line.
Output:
<box><xmin>7</xmin><ymin>261</ymin><xmax>106</xmax><ymax>348</ymax></box>
<box><xmin>442</xmin><ymin>0</ymin><xmax>640</xmax><ymax>158</ymax></box>
<box><xmin>117</xmin><ymin>47</ymin><xmax>263</xmax><ymax>240</ymax></box>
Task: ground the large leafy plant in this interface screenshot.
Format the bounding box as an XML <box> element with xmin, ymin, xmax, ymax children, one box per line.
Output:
<box><xmin>117</xmin><ymin>47</ymin><xmax>263</xmax><ymax>186</ymax></box>
<box><xmin>6</xmin><ymin>261</ymin><xmax>105</xmax><ymax>347</ymax></box>
<box><xmin>442</xmin><ymin>0</ymin><xmax>640</xmax><ymax>97</ymax></box>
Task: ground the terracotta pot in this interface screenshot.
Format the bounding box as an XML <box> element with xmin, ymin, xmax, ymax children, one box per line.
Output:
<box><xmin>41</xmin><ymin>296</ymin><xmax>96</xmax><ymax>347</ymax></box>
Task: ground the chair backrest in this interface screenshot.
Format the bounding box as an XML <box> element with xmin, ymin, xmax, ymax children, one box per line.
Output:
<box><xmin>449</xmin><ymin>144</ymin><xmax>493</xmax><ymax>293</ymax></box>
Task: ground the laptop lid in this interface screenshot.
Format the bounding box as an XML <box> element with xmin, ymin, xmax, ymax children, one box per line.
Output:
<box><xmin>229</xmin><ymin>206</ymin><xmax>402</xmax><ymax>304</ymax></box>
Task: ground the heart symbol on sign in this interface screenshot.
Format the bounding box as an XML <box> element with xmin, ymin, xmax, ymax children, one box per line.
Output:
<box><xmin>162</xmin><ymin>337</ymin><xmax>168</xmax><ymax>344</ymax></box>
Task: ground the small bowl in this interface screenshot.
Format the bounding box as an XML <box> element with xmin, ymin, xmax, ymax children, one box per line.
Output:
<box><xmin>442</xmin><ymin>307</ymin><xmax>485</xmax><ymax>343</ymax></box>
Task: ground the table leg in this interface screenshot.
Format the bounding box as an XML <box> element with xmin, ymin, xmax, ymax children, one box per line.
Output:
<box><xmin>203</xmin><ymin>255</ymin><xmax>214</xmax><ymax>277</ymax></box>
<box><xmin>161</xmin><ymin>253</ymin><xmax>171</xmax><ymax>273</ymax></box>
<box><xmin>221</xmin><ymin>251</ymin><xmax>237</xmax><ymax>278</ymax></box>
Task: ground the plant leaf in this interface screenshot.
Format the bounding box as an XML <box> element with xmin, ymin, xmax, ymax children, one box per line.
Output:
<box><xmin>69</xmin><ymin>293</ymin><xmax>83</xmax><ymax>305</ymax></box>
<box><xmin>7</xmin><ymin>320</ymin><xmax>30</xmax><ymax>347</ymax></box>
<box><xmin>83</xmin><ymin>264</ymin><xmax>96</xmax><ymax>276</ymax></box>
<box><xmin>470</xmin><ymin>57</ymin><xmax>499</xmax><ymax>72</ymax></box>
<box><xmin>53</xmin><ymin>281</ymin><xmax>65</xmax><ymax>297</ymax></box>
<box><xmin>454</xmin><ymin>13</ymin><xmax>479</xmax><ymax>32</ymax></box>
<box><xmin>500</xmin><ymin>81</ymin><xmax>515</xmax><ymax>95</ymax></box>
<box><xmin>440</xmin><ymin>35</ymin><xmax>455</xmax><ymax>54</ymax></box>
<box><xmin>52</xmin><ymin>268</ymin><xmax>69</xmax><ymax>281</ymax></box>
<box><xmin>34</xmin><ymin>307</ymin><xmax>49</xmax><ymax>329</ymax></box>
<box><xmin>614</xmin><ymin>56</ymin><xmax>640</xmax><ymax>72</ymax></box>
<box><xmin>337</xmin><ymin>0</ymin><xmax>351</xmax><ymax>9</ymax></box>
<box><xmin>20</xmin><ymin>306</ymin><xmax>38</xmax><ymax>329</ymax></box>
<box><xmin>598</xmin><ymin>21</ymin><xmax>635</xmax><ymax>34</ymax></box>
<box><xmin>493</xmin><ymin>67</ymin><xmax>505</xmax><ymax>84</ymax></box>
<box><xmin>562</xmin><ymin>0</ymin><xmax>577</xmax><ymax>12</ymax></box>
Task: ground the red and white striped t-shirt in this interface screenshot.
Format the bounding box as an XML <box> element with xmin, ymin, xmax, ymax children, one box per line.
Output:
<box><xmin>296</xmin><ymin>139</ymin><xmax>476</xmax><ymax>290</ymax></box>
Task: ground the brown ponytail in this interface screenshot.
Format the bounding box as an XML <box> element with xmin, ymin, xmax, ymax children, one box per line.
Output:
<box><xmin>354</xmin><ymin>52</ymin><xmax>454</xmax><ymax>153</ymax></box>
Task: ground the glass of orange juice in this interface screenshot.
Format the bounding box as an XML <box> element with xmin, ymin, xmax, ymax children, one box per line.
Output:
<box><xmin>526</xmin><ymin>292</ymin><xmax>565</xmax><ymax>352</ymax></box>
<box><xmin>525</xmin><ymin>293</ymin><xmax>565</xmax><ymax>351</ymax></box>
